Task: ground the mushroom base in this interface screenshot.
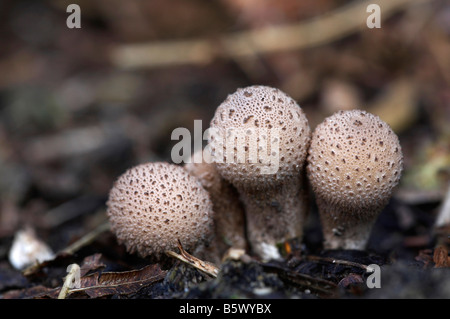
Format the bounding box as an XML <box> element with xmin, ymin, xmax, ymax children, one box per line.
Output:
<box><xmin>239</xmin><ymin>176</ymin><xmax>309</xmax><ymax>261</ymax></box>
<box><xmin>316</xmin><ymin>196</ymin><xmax>381</xmax><ymax>250</ymax></box>
<box><xmin>184</xmin><ymin>156</ymin><xmax>248</xmax><ymax>262</ymax></box>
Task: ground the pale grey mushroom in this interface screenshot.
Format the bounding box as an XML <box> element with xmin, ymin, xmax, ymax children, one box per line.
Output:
<box><xmin>307</xmin><ymin>110</ymin><xmax>403</xmax><ymax>250</ymax></box>
<box><xmin>106</xmin><ymin>162</ymin><xmax>214</xmax><ymax>258</ymax></box>
<box><xmin>208</xmin><ymin>85</ymin><xmax>311</xmax><ymax>260</ymax></box>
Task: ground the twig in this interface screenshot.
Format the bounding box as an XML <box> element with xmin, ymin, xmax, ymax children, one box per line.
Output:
<box><xmin>281</xmin><ymin>271</ymin><xmax>338</xmax><ymax>296</ymax></box>
<box><xmin>305</xmin><ymin>255</ymin><xmax>374</xmax><ymax>272</ymax></box>
<box><xmin>111</xmin><ymin>0</ymin><xmax>428</xmax><ymax>69</ymax></box>
<box><xmin>60</xmin><ymin>220</ymin><xmax>110</xmax><ymax>255</ymax></box>
<box><xmin>262</xmin><ymin>262</ymin><xmax>338</xmax><ymax>297</ymax></box>
<box><xmin>58</xmin><ymin>264</ymin><xmax>81</xmax><ymax>299</ymax></box>
<box><xmin>166</xmin><ymin>240</ymin><xmax>219</xmax><ymax>278</ymax></box>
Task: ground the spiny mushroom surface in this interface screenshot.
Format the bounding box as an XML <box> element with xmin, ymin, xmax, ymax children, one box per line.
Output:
<box><xmin>208</xmin><ymin>85</ymin><xmax>311</xmax><ymax>261</ymax></box>
<box><xmin>106</xmin><ymin>162</ymin><xmax>214</xmax><ymax>258</ymax></box>
<box><xmin>307</xmin><ymin>110</ymin><xmax>403</xmax><ymax>250</ymax></box>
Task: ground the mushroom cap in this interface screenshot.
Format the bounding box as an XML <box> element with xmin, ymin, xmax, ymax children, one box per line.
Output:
<box><xmin>106</xmin><ymin>162</ymin><xmax>214</xmax><ymax>257</ymax></box>
<box><xmin>208</xmin><ymin>85</ymin><xmax>311</xmax><ymax>190</ymax></box>
<box><xmin>307</xmin><ymin>110</ymin><xmax>403</xmax><ymax>213</ymax></box>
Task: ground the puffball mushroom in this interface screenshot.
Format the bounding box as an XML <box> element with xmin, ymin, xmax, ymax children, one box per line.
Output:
<box><xmin>307</xmin><ymin>110</ymin><xmax>403</xmax><ymax>250</ymax></box>
<box><xmin>184</xmin><ymin>148</ymin><xmax>247</xmax><ymax>258</ymax></box>
<box><xmin>106</xmin><ymin>162</ymin><xmax>214</xmax><ymax>258</ymax></box>
<box><xmin>208</xmin><ymin>85</ymin><xmax>311</xmax><ymax>260</ymax></box>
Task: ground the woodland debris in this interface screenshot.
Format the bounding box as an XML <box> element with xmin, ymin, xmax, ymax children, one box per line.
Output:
<box><xmin>166</xmin><ymin>240</ymin><xmax>219</xmax><ymax>278</ymax></box>
<box><xmin>8</xmin><ymin>228</ymin><xmax>54</xmax><ymax>271</ymax></box>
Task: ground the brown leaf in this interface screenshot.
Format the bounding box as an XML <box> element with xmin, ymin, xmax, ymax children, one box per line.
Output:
<box><xmin>338</xmin><ymin>273</ymin><xmax>365</xmax><ymax>296</ymax></box>
<box><xmin>415</xmin><ymin>249</ymin><xmax>434</xmax><ymax>269</ymax></box>
<box><xmin>79</xmin><ymin>253</ymin><xmax>105</xmax><ymax>276</ymax></box>
<box><xmin>338</xmin><ymin>273</ymin><xmax>364</xmax><ymax>288</ymax></box>
<box><xmin>23</xmin><ymin>252</ymin><xmax>104</xmax><ymax>279</ymax></box>
<box><xmin>22</xmin><ymin>252</ymin><xmax>74</xmax><ymax>278</ymax></box>
<box><xmin>71</xmin><ymin>264</ymin><xmax>167</xmax><ymax>298</ymax></box>
<box><xmin>1</xmin><ymin>285</ymin><xmax>59</xmax><ymax>299</ymax></box>
<box><xmin>433</xmin><ymin>245</ymin><xmax>450</xmax><ymax>268</ymax></box>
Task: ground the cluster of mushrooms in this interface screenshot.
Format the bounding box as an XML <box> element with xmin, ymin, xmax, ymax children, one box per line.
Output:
<box><xmin>106</xmin><ymin>85</ymin><xmax>403</xmax><ymax>264</ymax></box>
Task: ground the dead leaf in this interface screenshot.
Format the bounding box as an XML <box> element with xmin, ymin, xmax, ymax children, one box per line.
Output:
<box><xmin>22</xmin><ymin>252</ymin><xmax>74</xmax><ymax>278</ymax></box>
<box><xmin>1</xmin><ymin>285</ymin><xmax>59</xmax><ymax>299</ymax></box>
<box><xmin>166</xmin><ymin>240</ymin><xmax>219</xmax><ymax>278</ymax></box>
<box><xmin>415</xmin><ymin>249</ymin><xmax>434</xmax><ymax>269</ymax></box>
<box><xmin>433</xmin><ymin>245</ymin><xmax>450</xmax><ymax>268</ymax></box>
<box><xmin>23</xmin><ymin>252</ymin><xmax>104</xmax><ymax>279</ymax></box>
<box><xmin>338</xmin><ymin>273</ymin><xmax>364</xmax><ymax>288</ymax></box>
<box><xmin>338</xmin><ymin>273</ymin><xmax>366</xmax><ymax>296</ymax></box>
<box><xmin>69</xmin><ymin>264</ymin><xmax>167</xmax><ymax>298</ymax></box>
<box><xmin>79</xmin><ymin>253</ymin><xmax>105</xmax><ymax>276</ymax></box>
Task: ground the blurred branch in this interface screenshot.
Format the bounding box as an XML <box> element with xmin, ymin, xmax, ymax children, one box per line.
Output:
<box><xmin>110</xmin><ymin>0</ymin><xmax>429</xmax><ymax>69</ymax></box>
<box><xmin>367</xmin><ymin>78</ymin><xmax>418</xmax><ymax>133</ymax></box>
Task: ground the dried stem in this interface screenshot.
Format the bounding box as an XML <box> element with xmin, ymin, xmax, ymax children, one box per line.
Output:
<box><xmin>111</xmin><ymin>0</ymin><xmax>426</xmax><ymax>69</ymax></box>
<box><xmin>166</xmin><ymin>240</ymin><xmax>219</xmax><ymax>278</ymax></box>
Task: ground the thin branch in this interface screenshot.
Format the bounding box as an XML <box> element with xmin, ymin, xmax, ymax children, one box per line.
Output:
<box><xmin>111</xmin><ymin>0</ymin><xmax>428</xmax><ymax>69</ymax></box>
<box><xmin>60</xmin><ymin>220</ymin><xmax>110</xmax><ymax>255</ymax></box>
<box><xmin>166</xmin><ymin>240</ymin><xmax>219</xmax><ymax>278</ymax></box>
<box><xmin>58</xmin><ymin>264</ymin><xmax>81</xmax><ymax>299</ymax></box>
<box><xmin>304</xmin><ymin>255</ymin><xmax>374</xmax><ymax>271</ymax></box>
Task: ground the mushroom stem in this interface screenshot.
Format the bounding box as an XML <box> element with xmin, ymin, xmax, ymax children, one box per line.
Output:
<box><xmin>239</xmin><ymin>175</ymin><xmax>309</xmax><ymax>260</ymax></box>
<box><xmin>316</xmin><ymin>196</ymin><xmax>378</xmax><ymax>250</ymax></box>
<box><xmin>184</xmin><ymin>149</ymin><xmax>248</xmax><ymax>262</ymax></box>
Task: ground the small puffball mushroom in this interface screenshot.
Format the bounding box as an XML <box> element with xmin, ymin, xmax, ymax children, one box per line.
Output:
<box><xmin>307</xmin><ymin>110</ymin><xmax>403</xmax><ymax>250</ymax></box>
<box><xmin>184</xmin><ymin>149</ymin><xmax>248</xmax><ymax>259</ymax></box>
<box><xmin>208</xmin><ymin>85</ymin><xmax>311</xmax><ymax>260</ymax></box>
<box><xmin>106</xmin><ymin>162</ymin><xmax>214</xmax><ymax>258</ymax></box>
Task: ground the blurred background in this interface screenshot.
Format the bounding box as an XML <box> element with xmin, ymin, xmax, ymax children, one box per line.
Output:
<box><xmin>0</xmin><ymin>0</ymin><xmax>448</xmax><ymax>258</ymax></box>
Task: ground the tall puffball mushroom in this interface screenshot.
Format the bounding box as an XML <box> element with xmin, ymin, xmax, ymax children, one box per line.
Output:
<box><xmin>307</xmin><ymin>110</ymin><xmax>403</xmax><ymax>250</ymax></box>
<box><xmin>184</xmin><ymin>148</ymin><xmax>248</xmax><ymax>258</ymax></box>
<box><xmin>106</xmin><ymin>162</ymin><xmax>214</xmax><ymax>259</ymax></box>
<box><xmin>208</xmin><ymin>85</ymin><xmax>311</xmax><ymax>261</ymax></box>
